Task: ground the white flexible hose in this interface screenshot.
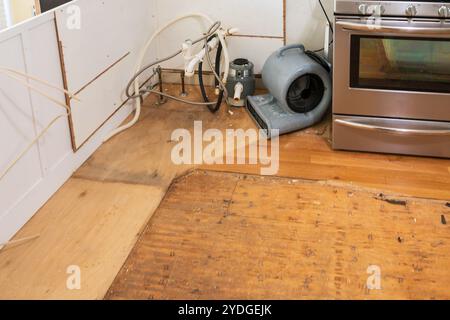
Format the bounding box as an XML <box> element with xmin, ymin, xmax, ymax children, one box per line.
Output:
<box><xmin>105</xmin><ymin>13</ymin><xmax>230</xmax><ymax>141</ymax></box>
<box><xmin>216</xmin><ymin>30</ymin><xmax>230</xmax><ymax>84</ymax></box>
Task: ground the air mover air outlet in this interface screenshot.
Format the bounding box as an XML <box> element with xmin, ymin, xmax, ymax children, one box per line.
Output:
<box><xmin>287</xmin><ymin>74</ymin><xmax>325</xmax><ymax>114</ymax></box>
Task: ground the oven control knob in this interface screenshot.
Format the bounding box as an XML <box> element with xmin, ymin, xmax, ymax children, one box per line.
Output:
<box><xmin>366</xmin><ymin>5</ymin><xmax>385</xmax><ymax>16</ymax></box>
<box><xmin>358</xmin><ymin>4</ymin><xmax>367</xmax><ymax>15</ymax></box>
<box><xmin>438</xmin><ymin>6</ymin><xmax>449</xmax><ymax>18</ymax></box>
<box><xmin>405</xmin><ymin>5</ymin><xmax>417</xmax><ymax>17</ymax></box>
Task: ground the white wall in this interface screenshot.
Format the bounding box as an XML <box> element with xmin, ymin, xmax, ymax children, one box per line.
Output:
<box><xmin>0</xmin><ymin>0</ymin><xmax>157</xmax><ymax>244</ymax></box>
<box><xmin>55</xmin><ymin>0</ymin><xmax>157</xmax><ymax>149</ymax></box>
<box><xmin>154</xmin><ymin>0</ymin><xmax>334</xmax><ymax>74</ymax></box>
<box><xmin>287</xmin><ymin>0</ymin><xmax>334</xmax><ymax>50</ymax></box>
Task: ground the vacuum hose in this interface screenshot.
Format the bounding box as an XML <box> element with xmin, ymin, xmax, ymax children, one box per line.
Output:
<box><xmin>198</xmin><ymin>35</ymin><xmax>224</xmax><ymax>113</ymax></box>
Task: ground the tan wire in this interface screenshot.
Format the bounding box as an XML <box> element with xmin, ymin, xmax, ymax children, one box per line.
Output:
<box><xmin>0</xmin><ymin>70</ymin><xmax>75</xmax><ymax>109</ymax></box>
<box><xmin>0</xmin><ymin>112</ymin><xmax>70</xmax><ymax>181</ymax></box>
<box><xmin>0</xmin><ymin>68</ymin><xmax>73</xmax><ymax>181</ymax></box>
<box><xmin>0</xmin><ymin>234</ymin><xmax>41</xmax><ymax>251</ymax></box>
<box><xmin>0</xmin><ymin>67</ymin><xmax>80</xmax><ymax>101</ymax></box>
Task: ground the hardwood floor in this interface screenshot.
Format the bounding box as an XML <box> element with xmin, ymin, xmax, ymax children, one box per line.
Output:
<box><xmin>201</xmin><ymin>125</ymin><xmax>450</xmax><ymax>200</ymax></box>
<box><xmin>0</xmin><ymin>84</ymin><xmax>449</xmax><ymax>299</ymax></box>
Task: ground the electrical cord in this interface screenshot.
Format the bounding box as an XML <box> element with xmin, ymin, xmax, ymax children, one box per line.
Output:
<box><xmin>305</xmin><ymin>50</ymin><xmax>332</xmax><ymax>73</ymax></box>
<box><xmin>313</xmin><ymin>39</ymin><xmax>334</xmax><ymax>53</ymax></box>
<box><xmin>312</xmin><ymin>0</ymin><xmax>334</xmax><ymax>53</ymax></box>
<box><xmin>318</xmin><ymin>0</ymin><xmax>333</xmax><ymax>34</ymax></box>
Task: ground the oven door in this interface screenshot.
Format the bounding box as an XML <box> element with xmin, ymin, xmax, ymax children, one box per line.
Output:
<box><xmin>334</xmin><ymin>18</ymin><xmax>450</xmax><ymax>121</ymax></box>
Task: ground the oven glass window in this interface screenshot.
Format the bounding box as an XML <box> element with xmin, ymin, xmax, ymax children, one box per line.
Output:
<box><xmin>350</xmin><ymin>36</ymin><xmax>450</xmax><ymax>93</ymax></box>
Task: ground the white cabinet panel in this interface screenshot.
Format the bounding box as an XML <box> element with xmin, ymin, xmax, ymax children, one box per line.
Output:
<box><xmin>0</xmin><ymin>33</ymin><xmax>43</xmax><ymax>218</ymax></box>
<box><xmin>24</xmin><ymin>16</ymin><xmax>72</xmax><ymax>173</ymax></box>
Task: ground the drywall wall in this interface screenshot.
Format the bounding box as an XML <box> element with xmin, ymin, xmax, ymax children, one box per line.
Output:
<box><xmin>0</xmin><ymin>0</ymin><xmax>157</xmax><ymax>243</ymax></box>
<box><xmin>154</xmin><ymin>0</ymin><xmax>334</xmax><ymax>74</ymax></box>
<box><xmin>154</xmin><ymin>0</ymin><xmax>285</xmax><ymax>74</ymax></box>
<box><xmin>287</xmin><ymin>0</ymin><xmax>334</xmax><ymax>50</ymax></box>
<box><xmin>56</xmin><ymin>0</ymin><xmax>157</xmax><ymax>149</ymax></box>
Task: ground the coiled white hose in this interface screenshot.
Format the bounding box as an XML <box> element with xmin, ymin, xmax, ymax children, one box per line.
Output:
<box><xmin>104</xmin><ymin>13</ymin><xmax>231</xmax><ymax>141</ymax></box>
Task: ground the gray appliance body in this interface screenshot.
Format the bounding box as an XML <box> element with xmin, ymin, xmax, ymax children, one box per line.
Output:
<box><xmin>226</xmin><ymin>59</ymin><xmax>256</xmax><ymax>107</ymax></box>
<box><xmin>247</xmin><ymin>44</ymin><xmax>332</xmax><ymax>138</ymax></box>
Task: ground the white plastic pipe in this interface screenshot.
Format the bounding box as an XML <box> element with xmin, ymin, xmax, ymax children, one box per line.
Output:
<box><xmin>105</xmin><ymin>13</ymin><xmax>230</xmax><ymax>141</ymax></box>
<box><xmin>185</xmin><ymin>37</ymin><xmax>219</xmax><ymax>77</ymax></box>
<box><xmin>233</xmin><ymin>82</ymin><xmax>243</xmax><ymax>102</ymax></box>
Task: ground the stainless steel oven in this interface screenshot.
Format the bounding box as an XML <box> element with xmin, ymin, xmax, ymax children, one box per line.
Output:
<box><xmin>333</xmin><ymin>0</ymin><xmax>450</xmax><ymax>158</ymax></box>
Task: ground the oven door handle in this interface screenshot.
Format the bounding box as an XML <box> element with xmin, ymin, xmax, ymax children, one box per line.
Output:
<box><xmin>334</xmin><ymin>119</ymin><xmax>450</xmax><ymax>136</ymax></box>
<box><xmin>337</xmin><ymin>21</ymin><xmax>450</xmax><ymax>35</ymax></box>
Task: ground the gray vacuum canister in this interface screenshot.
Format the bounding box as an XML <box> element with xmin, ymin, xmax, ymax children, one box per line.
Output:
<box><xmin>226</xmin><ymin>59</ymin><xmax>255</xmax><ymax>107</ymax></box>
<box><xmin>247</xmin><ymin>44</ymin><xmax>331</xmax><ymax>138</ymax></box>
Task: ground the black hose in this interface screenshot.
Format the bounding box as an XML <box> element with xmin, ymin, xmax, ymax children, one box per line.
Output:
<box><xmin>198</xmin><ymin>36</ymin><xmax>224</xmax><ymax>113</ymax></box>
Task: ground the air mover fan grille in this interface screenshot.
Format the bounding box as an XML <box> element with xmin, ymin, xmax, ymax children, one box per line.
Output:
<box><xmin>287</xmin><ymin>74</ymin><xmax>324</xmax><ymax>114</ymax></box>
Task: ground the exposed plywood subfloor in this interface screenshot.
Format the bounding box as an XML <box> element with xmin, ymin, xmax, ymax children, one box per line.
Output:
<box><xmin>0</xmin><ymin>178</ymin><xmax>164</xmax><ymax>299</ymax></box>
<box><xmin>106</xmin><ymin>170</ymin><xmax>450</xmax><ymax>300</ymax></box>
<box><xmin>0</xmin><ymin>84</ymin><xmax>449</xmax><ymax>299</ymax></box>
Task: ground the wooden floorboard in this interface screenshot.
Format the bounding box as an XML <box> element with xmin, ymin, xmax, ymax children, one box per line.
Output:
<box><xmin>106</xmin><ymin>170</ymin><xmax>450</xmax><ymax>300</ymax></box>
<box><xmin>201</xmin><ymin>130</ymin><xmax>450</xmax><ymax>201</ymax></box>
